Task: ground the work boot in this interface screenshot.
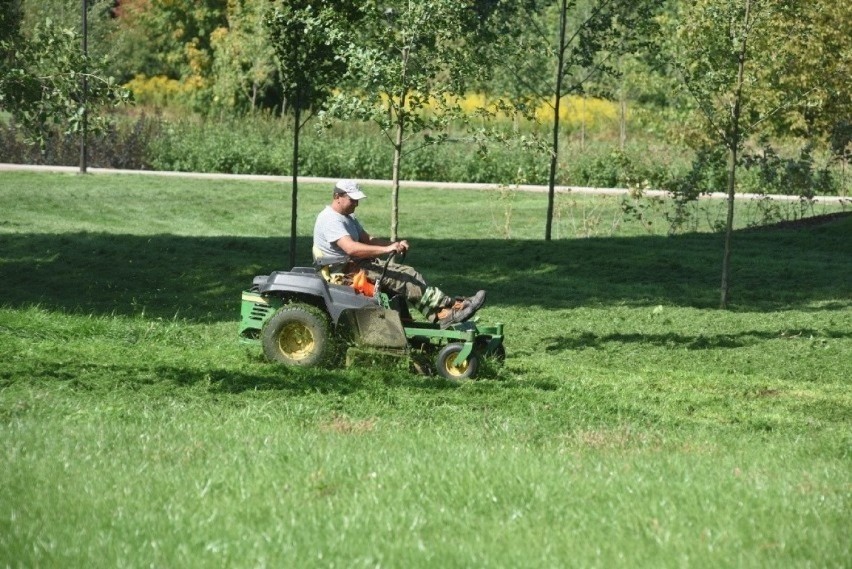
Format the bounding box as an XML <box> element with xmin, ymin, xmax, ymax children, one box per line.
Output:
<box><xmin>437</xmin><ymin>290</ymin><xmax>486</xmax><ymax>329</ymax></box>
<box><xmin>465</xmin><ymin>290</ymin><xmax>486</xmax><ymax>315</ymax></box>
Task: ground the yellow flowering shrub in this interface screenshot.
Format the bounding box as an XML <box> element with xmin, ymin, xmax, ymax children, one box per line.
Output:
<box><xmin>124</xmin><ymin>74</ymin><xmax>203</xmax><ymax>108</ymax></box>
<box><xmin>457</xmin><ymin>93</ymin><xmax>619</xmax><ymax>128</ymax></box>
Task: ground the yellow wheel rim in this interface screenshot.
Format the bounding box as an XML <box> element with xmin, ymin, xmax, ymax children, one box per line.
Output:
<box><xmin>277</xmin><ymin>321</ymin><xmax>315</xmax><ymax>362</ymax></box>
<box><xmin>442</xmin><ymin>355</ymin><xmax>469</xmax><ymax>377</ymax></box>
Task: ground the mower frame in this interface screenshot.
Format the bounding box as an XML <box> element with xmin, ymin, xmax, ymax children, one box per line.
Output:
<box><xmin>238</xmin><ymin>267</ymin><xmax>504</xmax><ymax>378</ymax></box>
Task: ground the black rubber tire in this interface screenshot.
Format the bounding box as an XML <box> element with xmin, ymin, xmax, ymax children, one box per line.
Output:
<box><xmin>261</xmin><ymin>303</ymin><xmax>332</xmax><ymax>367</ymax></box>
<box><xmin>490</xmin><ymin>343</ymin><xmax>507</xmax><ymax>365</ymax></box>
<box><xmin>475</xmin><ymin>338</ymin><xmax>506</xmax><ymax>367</ymax></box>
<box><xmin>435</xmin><ymin>343</ymin><xmax>480</xmax><ymax>380</ymax></box>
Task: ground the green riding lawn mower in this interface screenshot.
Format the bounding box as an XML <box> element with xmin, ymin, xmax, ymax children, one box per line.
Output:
<box><xmin>238</xmin><ymin>257</ymin><xmax>505</xmax><ymax>380</ymax></box>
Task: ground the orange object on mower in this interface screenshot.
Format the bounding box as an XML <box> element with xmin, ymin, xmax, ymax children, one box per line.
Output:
<box><xmin>352</xmin><ymin>270</ymin><xmax>375</xmax><ymax>296</ymax></box>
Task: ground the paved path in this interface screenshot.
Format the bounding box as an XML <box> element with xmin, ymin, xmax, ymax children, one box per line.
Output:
<box><xmin>2</xmin><ymin>163</ymin><xmax>848</xmax><ymax>204</ymax></box>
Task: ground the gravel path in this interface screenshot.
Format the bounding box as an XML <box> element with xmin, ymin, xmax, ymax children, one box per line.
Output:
<box><xmin>1</xmin><ymin>162</ymin><xmax>848</xmax><ymax>204</ymax></box>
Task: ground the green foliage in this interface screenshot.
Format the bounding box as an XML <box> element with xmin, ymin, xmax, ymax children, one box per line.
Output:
<box><xmin>111</xmin><ymin>0</ymin><xmax>227</xmax><ymax>81</ymax></box>
<box><xmin>485</xmin><ymin>0</ymin><xmax>667</xmax><ymax>240</ymax></box>
<box><xmin>0</xmin><ymin>13</ymin><xmax>129</xmax><ymax>150</ymax></box>
<box><xmin>0</xmin><ymin>112</ymin><xmax>164</xmax><ymax>169</ymax></box>
<box><xmin>5</xmin><ymin>112</ymin><xmax>848</xmax><ymax>199</ymax></box>
<box><xmin>754</xmin><ymin>0</ymin><xmax>851</xmax><ymax>147</ymax></box>
<box><xmin>0</xmin><ymin>0</ymin><xmax>22</xmax><ymax>40</ymax></box>
<box><xmin>265</xmin><ymin>0</ymin><xmax>357</xmax><ymax>115</ymax></box>
<box><xmin>659</xmin><ymin>0</ymin><xmax>815</xmax><ymax>307</ymax></box>
<box><xmin>209</xmin><ymin>0</ymin><xmax>278</xmax><ymax>114</ymax></box>
<box><xmin>105</xmin><ymin>0</ymin><xmax>233</xmax><ymax>114</ymax></box>
<box><xmin>146</xmin><ymin>115</ymin><xmax>289</xmax><ymax>175</ymax></box>
<box><xmin>7</xmin><ymin>0</ymin><xmax>843</xmax><ymax>165</ymax></box>
<box><xmin>320</xmin><ymin>0</ymin><xmax>516</xmax><ymax>237</ymax></box>
<box><xmin>661</xmin><ymin>0</ymin><xmax>820</xmax><ymax>152</ymax></box>
<box><xmin>740</xmin><ymin>142</ymin><xmax>840</xmax><ymax>197</ymax></box>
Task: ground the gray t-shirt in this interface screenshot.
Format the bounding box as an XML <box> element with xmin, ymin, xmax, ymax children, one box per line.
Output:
<box><xmin>313</xmin><ymin>205</ymin><xmax>364</xmax><ymax>265</ymax></box>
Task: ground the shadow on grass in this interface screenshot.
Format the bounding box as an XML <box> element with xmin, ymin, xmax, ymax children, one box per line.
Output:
<box><xmin>206</xmin><ymin>367</ymin><xmax>509</xmax><ymax>395</ymax></box>
<box><xmin>5</xmin><ymin>357</ymin><xmax>535</xmax><ymax>396</ymax></box>
<box><xmin>0</xmin><ymin>214</ymin><xmax>849</xmax><ymax>322</ymax></box>
<box><xmin>544</xmin><ymin>327</ymin><xmax>852</xmax><ymax>353</ymax></box>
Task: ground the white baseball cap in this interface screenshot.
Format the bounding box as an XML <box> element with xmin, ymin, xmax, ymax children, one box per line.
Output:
<box><xmin>334</xmin><ymin>179</ymin><xmax>366</xmax><ymax>200</ymax></box>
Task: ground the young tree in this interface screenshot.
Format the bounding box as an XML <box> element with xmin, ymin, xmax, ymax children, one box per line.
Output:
<box><xmin>210</xmin><ymin>0</ymin><xmax>278</xmax><ymax>114</ymax></box>
<box><xmin>494</xmin><ymin>0</ymin><xmax>660</xmax><ymax>241</ymax></box>
<box><xmin>322</xmin><ymin>0</ymin><xmax>501</xmax><ymax>240</ymax></box>
<box><xmin>0</xmin><ymin>0</ymin><xmax>128</xmax><ymax>153</ymax></box>
<box><xmin>266</xmin><ymin>1</ymin><xmax>359</xmax><ymax>268</ymax></box>
<box><xmin>663</xmin><ymin>0</ymin><xmax>813</xmax><ymax>308</ymax></box>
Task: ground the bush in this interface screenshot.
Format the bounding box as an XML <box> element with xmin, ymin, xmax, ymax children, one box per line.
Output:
<box><xmin>1</xmin><ymin>111</ymin><xmax>844</xmax><ymax>197</ymax></box>
<box><xmin>740</xmin><ymin>143</ymin><xmax>841</xmax><ymax>197</ymax></box>
<box><xmin>147</xmin><ymin>115</ymin><xmax>290</xmax><ymax>174</ymax></box>
<box><xmin>0</xmin><ymin>113</ymin><xmax>164</xmax><ymax>169</ymax></box>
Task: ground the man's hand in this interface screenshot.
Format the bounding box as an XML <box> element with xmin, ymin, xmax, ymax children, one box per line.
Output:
<box><xmin>384</xmin><ymin>240</ymin><xmax>409</xmax><ymax>255</ymax></box>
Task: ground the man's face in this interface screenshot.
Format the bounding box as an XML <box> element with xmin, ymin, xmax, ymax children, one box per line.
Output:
<box><xmin>335</xmin><ymin>193</ymin><xmax>359</xmax><ymax>215</ymax></box>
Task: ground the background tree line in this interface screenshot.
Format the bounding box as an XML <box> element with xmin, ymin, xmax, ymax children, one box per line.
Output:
<box><xmin>1</xmin><ymin>0</ymin><xmax>850</xmax><ymax>305</ymax></box>
<box><xmin>3</xmin><ymin>0</ymin><xmax>848</xmax><ymax>184</ymax></box>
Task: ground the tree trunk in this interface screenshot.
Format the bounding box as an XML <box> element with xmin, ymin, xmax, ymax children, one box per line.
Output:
<box><xmin>79</xmin><ymin>0</ymin><xmax>88</xmax><ymax>174</ymax></box>
<box><xmin>719</xmin><ymin>0</ymin><xmax>752</xmax><ymax>309</ymax></box>
<box><xmin>720</xmin><ymin>144</ymin><xmax>737</xmax><ymax>308</ymax></box>
<box><xmin>546</xmin><ymin>0</ymin><xmax>569</xmax><ymax>242</ymax></box>
<box><xmin>618</xmin><ymin>51</ymin><xmax>626</xmax><ymax>151</ymax></box>
<box><xmin>289</xmin><ymin>103</ymin><xmax>300</xmax><ymax>269</ymax></box>
<box><xmin>391</xmin><ymin>120</ymin><xmax>403</xmax><ymax>242</ymax></box>
<box><xmin>390</xmin><ymin>47</ymin><xmax>410</xmax><ymax>242</ymax></box>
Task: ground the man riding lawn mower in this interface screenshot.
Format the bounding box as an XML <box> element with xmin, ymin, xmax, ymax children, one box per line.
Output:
<box><xmin>313</xmin><ymin>179</ymin><xmax>486</xmax><ymax>328</ymax></box>
<box><xmin>238</xmin><ymin>180</ymin><xmax>504</xmax><ymax>380</ymax></box>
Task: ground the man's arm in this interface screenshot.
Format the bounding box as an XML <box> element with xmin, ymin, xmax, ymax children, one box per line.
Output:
<box><xmin>360</xmin><ymin>230</ymin><xmax>409</xmax><ymax>251</ymax></box>
<box><xmin>336</xmin><ymin>234</ymin><xmax>408</xmax><ymax>259</ymax></box>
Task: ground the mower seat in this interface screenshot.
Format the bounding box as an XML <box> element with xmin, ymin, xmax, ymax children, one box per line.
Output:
<box><xmin>312</xmin><ymin>246</ymin><xmax>346</xmax><ymax>284</ymax></box>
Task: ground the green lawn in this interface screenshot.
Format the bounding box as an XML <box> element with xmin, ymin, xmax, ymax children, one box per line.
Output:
<box><xmin>1</xmin><ymin>172</ymin><xmax>850</xmax><ymax>567</ymax></box>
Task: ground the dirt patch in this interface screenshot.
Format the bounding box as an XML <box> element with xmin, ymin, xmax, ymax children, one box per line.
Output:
<box><xmin>321</xmin><ymin>413</ymin><xmax>377</xmax><ymax>435</ymax></box>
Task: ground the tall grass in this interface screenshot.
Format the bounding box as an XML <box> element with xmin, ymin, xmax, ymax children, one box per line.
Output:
<box><xmin>1</xmin><ymin>172</ymin><xmax>850</xmax><ymax>567</ymax></box>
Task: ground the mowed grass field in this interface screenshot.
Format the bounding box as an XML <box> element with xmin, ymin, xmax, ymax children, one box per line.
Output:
<box><xmin>1</xmin><ymin>171</ymin><xmax>850</xmax><ymax>568</ymax></box>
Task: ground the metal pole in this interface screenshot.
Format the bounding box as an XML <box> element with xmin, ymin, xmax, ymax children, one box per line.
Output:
<box><xmin>80</xmin><ymin>0</ymin><xmax>88</xmax><ymax>174</ymax></box>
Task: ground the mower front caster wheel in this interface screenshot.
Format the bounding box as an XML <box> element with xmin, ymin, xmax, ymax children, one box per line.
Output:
<box><xmin>262</xmin><ymin>303</ymin><xmax>333</xmax><ymax>367</ymax></box>
<box><xmin>435</xmin><ymin>343</ymin><xmax>479</xmax><ymax>380</ymax></box>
